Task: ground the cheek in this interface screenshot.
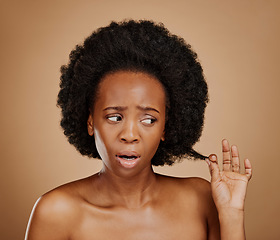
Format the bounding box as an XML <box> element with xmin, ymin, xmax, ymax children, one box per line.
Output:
<box><xmin>144</xmin><ymin>138</ymin><xmax>162</xmax><ymax>162</ymax></box>
<box><xmin>93</xmin><ymin>128</ymin><xmax>111</xmax><ymax>160</ymax></box>
<box><xmin>143</xmin><ymin>128</ymin><xmax>164</xmax><ymax>155</ymax></box>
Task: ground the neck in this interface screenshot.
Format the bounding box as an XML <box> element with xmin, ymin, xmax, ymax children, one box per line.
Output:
<box><xmin>96</xmin><ymin>165</ymin><xmax>158</xmax><ymax>209</ymax></box>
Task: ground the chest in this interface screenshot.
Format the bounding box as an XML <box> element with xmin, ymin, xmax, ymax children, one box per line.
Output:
<box><xmin>71</xmin><ymin>205</ymin><xmax>207</xmax><ymax>240</ymax></box>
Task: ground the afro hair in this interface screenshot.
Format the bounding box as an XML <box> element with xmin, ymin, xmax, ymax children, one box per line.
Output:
<box><xmin>57</xmin><ymin>19</ymin><xmax>208</xmax><ymax>166</ymax></box>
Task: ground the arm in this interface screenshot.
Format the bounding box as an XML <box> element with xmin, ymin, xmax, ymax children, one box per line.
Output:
<box><xmin>206</xmin><ymin>139</ymin><xmax>252</xmax><ymax>240</ymax></box>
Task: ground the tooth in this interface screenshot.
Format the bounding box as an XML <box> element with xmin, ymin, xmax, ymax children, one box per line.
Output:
<box><xmin>120</xmin><ymin>155</ymin><xmax>137</xmax><ymax>160</ymax></box>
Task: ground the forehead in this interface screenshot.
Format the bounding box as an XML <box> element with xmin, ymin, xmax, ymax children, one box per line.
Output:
<box><xmin>95</xmin><ymin>71</ymin><xmax>166</xmax><ymax>108</ymax></box>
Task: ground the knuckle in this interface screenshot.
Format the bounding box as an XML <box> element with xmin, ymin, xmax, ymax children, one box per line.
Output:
<box><xmin>232</xmin><ymin>163</ymin><xmax>240</xmax><ymax>168</ymax></box>
<box><xmin>223</xmin><ymin>159</ymin><xmax>231</xmax><ymax>164</ymax></box>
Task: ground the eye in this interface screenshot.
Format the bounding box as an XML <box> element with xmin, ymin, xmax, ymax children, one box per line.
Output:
<box><xmin>107</xmin><ymin>115</ymin><xmax>122</xmax><ymax>122</ymax></box>
<box><xmin>141</xmin><ymin>117</ymin><xmax>157</xmax><ymax>125</ymax></box>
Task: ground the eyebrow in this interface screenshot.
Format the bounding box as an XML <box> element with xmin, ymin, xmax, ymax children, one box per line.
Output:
<box><xmin>103</xmin><ymin>106</ymin><xmax>160</xmax><ymax>113</ymax></box>
<box><xmin>137</xmin><ymin>106</ymin><xmax>160</xmax><ymax>113</ymax></box>
<box><xmin>103</xmin><ymin>106</ymin><xmax>127</xmax><ymax>111</ymax></box>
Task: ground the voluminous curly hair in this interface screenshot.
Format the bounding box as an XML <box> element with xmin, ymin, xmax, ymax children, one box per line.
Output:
<box><xmin>57</xmin><ymin>19</ymin><xmax>208</xmax><ymax>166</ymax></box>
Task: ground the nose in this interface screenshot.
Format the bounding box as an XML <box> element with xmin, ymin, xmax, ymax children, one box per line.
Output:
<box><xmin>120</xmin><ymin>120</ymin><xmax>139</xmax><ymax>143</ymax></box>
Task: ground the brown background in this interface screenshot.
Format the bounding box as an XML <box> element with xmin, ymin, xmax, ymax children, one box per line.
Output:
<box><xmin>1</xmin><ymin>0</ymin><xmax>279</xmax><ymax>239</ymax></box>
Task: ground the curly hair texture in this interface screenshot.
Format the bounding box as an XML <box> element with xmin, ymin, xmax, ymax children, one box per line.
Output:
<box><xmin>57</xmin><ymin>20</ymin><xmax>209</xmax><ymax>166</ymax></box>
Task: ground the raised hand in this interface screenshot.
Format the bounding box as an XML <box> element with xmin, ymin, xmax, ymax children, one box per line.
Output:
<box><xmin>206</xmin><ymin>139</ymin><xmax>252</xmax><ymax>212</ymax></box>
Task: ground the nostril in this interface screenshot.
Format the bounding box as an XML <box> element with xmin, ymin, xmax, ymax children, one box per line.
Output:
<box><xmin>120</xmin><ymin>137</ymin><xmax>139</xmax><ymax>143</ymax></box>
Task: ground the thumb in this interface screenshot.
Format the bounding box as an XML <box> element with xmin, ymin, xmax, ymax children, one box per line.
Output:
<box><xmin>206</xmin><ymin>154</ymin><xmax>220</xmax><ymax>183</ymax></box>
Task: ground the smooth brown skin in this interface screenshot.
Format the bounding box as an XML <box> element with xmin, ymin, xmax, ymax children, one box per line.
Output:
<box><xmin>25</xmin><ymin>71</ymin><xmax>252</xmax><ymax>240</ymax></box>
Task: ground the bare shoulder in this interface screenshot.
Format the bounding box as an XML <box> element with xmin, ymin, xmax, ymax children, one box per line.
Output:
<box><xmin>25</xmin><ymin>176</ymin><xmax>93</xmax><ymax>240</ymax></box>
<box><xmin>34</xmin><ymin>185</ymin><xmax>80</xmax><ymax>220</ymax></box>
<box><xmin>158</xmin><ymin>174</ymin><xmax>211</xmax><ymax>197</ymax></box>
<box><xmin>157</xmin><ymin>174</ymin><xmax>216</xmax><ymax>215</ymax></box>
<box><xmin>156</xmin><ymin>174</ymin><xmax>220</xmax><ymax>239</ymax></box>
<box><xmin>183</xmin><ymin>177</ymin><xmax>212</xmax><ymax>198</ymax></box>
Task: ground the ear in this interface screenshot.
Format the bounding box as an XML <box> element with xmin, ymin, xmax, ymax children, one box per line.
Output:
<box><xmin>161</xmin><ymin>130</ymin><xmax>165</xmax><ymax>141</ymax></box>
<box><xmin>87</xmin><ymin>114</ymin><xmax>94</xmax><ymax>136</ymax></box>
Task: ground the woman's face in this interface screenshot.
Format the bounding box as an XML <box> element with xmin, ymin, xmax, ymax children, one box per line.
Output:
<box><xmin>87</xmin><ymin>71</ymin><xmax>166</xmax><ymax>177</ymax></box>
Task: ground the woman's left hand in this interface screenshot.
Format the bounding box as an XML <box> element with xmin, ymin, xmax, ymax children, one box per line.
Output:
<box><xmin>206</xmin><ymin>139</ymin><xmax>252</xmax><ymax>213</ymax></box>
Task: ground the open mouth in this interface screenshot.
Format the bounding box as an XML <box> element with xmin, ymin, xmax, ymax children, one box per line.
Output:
<box><xmin>117</xmin><ymin>155</ymin><xmax>138</xmax><ymax>160</ymax></box>
<box><xmin>116</xmin><ymin>152</ymin><xmax>140</xmax><ymax>168</ymax></box>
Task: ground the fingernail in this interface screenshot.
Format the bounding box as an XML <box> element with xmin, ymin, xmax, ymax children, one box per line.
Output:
<box><xmin>205</xmin><ymin>159</ymin><xmax>210</xmax><ymax>166</ymax></box>
<box><xmin>210</xmin><ymin>155</ymin><xmax>216</xmax><ymax>161</ymax></box>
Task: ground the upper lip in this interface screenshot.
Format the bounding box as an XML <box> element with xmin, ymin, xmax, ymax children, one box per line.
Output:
<box><xmin>116</xmin><ymin>151</ymin><xmax>140</xmax><ymax>158</ymax></box>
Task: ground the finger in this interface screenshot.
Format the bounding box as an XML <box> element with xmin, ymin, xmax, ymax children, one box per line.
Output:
<box><xmin>231</xmin><ymin>145</ymin><xmax>240</xmax><ymax>172</ymax></box>
<box><xmin>222</xmin><ymin>139</ymin><xmax>231</xmax><ymax>172</ymax></box>
<box><xmin>244</xmin><ymin>158</ymin><xmax>252</xmax><ymax>180</ymax></box>
<box><xmin>206</xmin><ymin>154</ymin><xmax>220</xmax><ymax>183</ymax></box>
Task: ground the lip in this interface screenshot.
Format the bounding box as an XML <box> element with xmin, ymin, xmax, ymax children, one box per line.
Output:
<box><xmin>115</xmin><ymin>151</ymin><xmax>141</xmax><ymax>169</ymax></box>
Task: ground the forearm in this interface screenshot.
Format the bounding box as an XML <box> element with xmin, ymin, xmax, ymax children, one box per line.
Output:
<box><xmin>219</xmin><ymin>209</ymin><xmax>245</xmax><ymax>240</ymax></box>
